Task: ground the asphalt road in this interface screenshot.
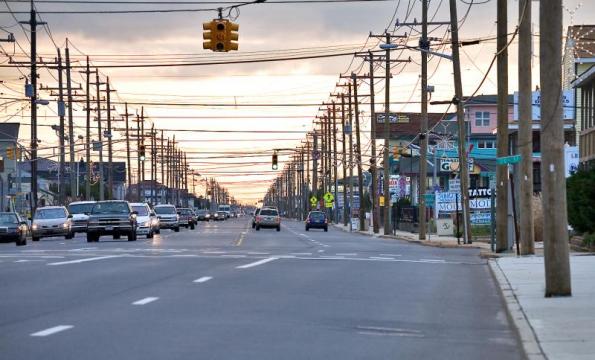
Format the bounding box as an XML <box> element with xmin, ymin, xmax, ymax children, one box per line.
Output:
<box><xmin>0</xmin><ymin>217</ymin><xmax>522</xmax><ymax>359</ymax></box>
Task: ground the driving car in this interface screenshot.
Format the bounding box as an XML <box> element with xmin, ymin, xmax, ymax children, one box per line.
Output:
<box><xmin>305</xmin><ymin>211</ymin><xmax>328</xmax><ymax>232</ymax></box>
<box><xmin>130</xmin><ymin>202</ymin><xmax>155</xmax><ymax>239</ymax></box>
<box><xmin>154</xmin><ymin>204</ymin><xmax>180</xmax><ymax>232</ymax></box>
<box><xmin>177</xmin><ymin>208</ymin><xmax>195</xmax><ymax>229</ymax></box>
<box><xmin>67</xmin><ymin>201</ymin><xmax>95</xmax><ymax>233</ymax></box>
<box><xmin>254</xmin><ymin>207</ymin><xmax>281</xmax><ymax>231</ymax></box>
<box><xmin>86</xmin><ymin>201</ymin><xmax>138</xmax><ymax>242</ymax></box>
<box><xmin>251</xmin><ymin>208</ymin><xmax>260</xmax><ymax>228</ymax></box>
<box><xmin>0</xmin><ymin>212</ymin><xmax>28</xmax><ymax>246</ymax></box>
<box><xmin>31</xmin><ymin>206</ymin><xmax>74</xmax><ymax>241</ymax></box>
<box><xmin>196</xmin><ymin>209</ymin><xmax>210</xmax><ymax>221</ymax></box>
<box><xmin>216</xmin><ymin>211</ymin><xmax>227</xmax><ymax>221</ymax></box>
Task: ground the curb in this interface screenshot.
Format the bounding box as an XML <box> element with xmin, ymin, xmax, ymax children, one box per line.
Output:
<box><xmin>487</xmin><ymin>259</ymin><xmax>546</xmax><ymax>360</ymax></box>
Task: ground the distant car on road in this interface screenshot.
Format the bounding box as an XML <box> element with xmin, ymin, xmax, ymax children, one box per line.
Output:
<box><xmin>177</xmin><ymin>208</ymin><xmax>196</xmax><ymax>229</ymax></box>
<box><xmin>31</xmin><ymin>206</ymin><xmax>74</xmax><ymax>241</ymax></box>
<box><xmin>86</xmin><ymin>201</ymin><xmax>138</xmax><ymax>242</ymax></box>
<box><xmin>251</xmin><ymin>208</ymin><xmax>260</xmax><ymax>228</ymax></box>
<box><xmin>154</xmin><ymin>204</ymin><xmax>180</xmax><ymax>232</ymax></box>
<box><xmin>67</xmin><ymin>201</ymin><xmax>95</xmax><ymax>233</ymax></box>
<box><xmin>0</xmin><ymin>212</ymin><xmax>28</xmax><ymax>246</ymax></box>
<box><xmin>196</xmin><ymin>209</ymin><xmax>210</xmax><ymax>221</ymax></box>
<box><xmin>255</xmin><ymin>208</ymin><xmax>281</xmax><ymax>231</ymax></box>
<box><xmin>215</xmin><ymin>211</ymin><xmax>227</xmax><ymax>221</ymax></box>
<box><xmin>305</xmin><ymin>211</ymin><xmax>328</xmax><ymax>232</ymax></box>
<box><xmin>130</xmin><ymin>203</ymin><xmax>155</xmax><ymax>239</ymax></box>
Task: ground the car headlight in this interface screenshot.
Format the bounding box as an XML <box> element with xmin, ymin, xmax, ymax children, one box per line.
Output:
<box><xmin>151</xmin><ymin>218</ymin><xmax>159</xmax><ymax>226</ymax></box>
<box><xmin>63</xmin><ymin>223</ymin><xmax>70</xmax><ymax>229</ymax></box>
<box><xmin>32</xmin><ymin>224</ymin><xmax>38</xmax><ymax>230</ymax></box>
<box><xmin>144</xmin><ymin>221</ymin><xmax>151</xmax><ymax>227</ymax></box>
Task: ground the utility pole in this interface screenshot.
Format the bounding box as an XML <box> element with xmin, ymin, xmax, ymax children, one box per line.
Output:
<box><xmin>84</xmin><ymin>57</ymin><xmax>91</xmax><ymax>200</ymax></box>
<box><xmin>65</xmin><ymin>41</ymin><xmax>76</xmax><ymax>200</ymax></box>
<box><xmin>20</xmin><ymin>1</ymin><xmax>46</xmax><ymax>211</ymax></box>
<box><xmin>166</xmin><ymin>138</ymin><xmax>170</xmax><ymax>203</ymax></box>
<box><xmin>124</xmin><ymin>103</ymin><xmax>132</xmax><ymax>200</ymax></box>
<box><xmin>347</xmin><ymin>84</ymin><xmax>354</xmax><ymax>231</ymax></box>
<box><xmin>136</xmin><ymin>114</ymin><xmax>141</xmax><ymax>202</ymax></box>
<box><xmin>331</xmin><ymin>102</ymin><xmax>339</xmax><ymax>224</ymax></box>
<box><xmin>140</xmin><ymin>108</ymin><xmax>145</xmax><ymax>202</ymax></box>
<box><xmin>368</xmin><ymin>51</ymin><xmax>380</xmax><ymax>233</ymax></box>
<box><xmin>496</xmin><ymin>0</ymin><xmax>509</xmax><ymax>251</ymax></box>
<box><xmin>449</xmin><ymin>0</ymin><xmax>472</xmax><ymax>244</ymax></box>
<box><xmin>161</xmin><ymin>130</ymin><xmax>165</xmax><ymax>204</ymax></box>
<box><xmin>383</xmin><ymin>33</ymin><xmax>392</xmax><ymax>235</ymax></box>
<box><xmin>150</xmin><ymin>124</ymin><xmax>155</xmax><ymax>205</ymax></box>
<box><xmin>540</xmin><ymin>0</ymin><xmax>571</xmax><ymax>297</ymax></box>
<box><xmin>312</xmin><ymin>133</ymin><xmax>318</xmax><ymax>197</ymax></box>
<box><xmin>518</xmin><ymin>0</ymin><xmax>534</xmax><ymax>255</ymax></box>
<box><xmin>351</xmin><ymin>74</ymin><xmax>365</xmax><ymax>231</ymax></box>
<box><xmin>341</xmin><ymin>94</ymin><xmax>348</xmax><ymax>227</ymax></box>
<box><xmin>95</xmin><ymin>69</ymin><xmax>105</xmax><ymax>201</ymax></box>
<box><xmin>419</xmin><ymin>0</ymin><xmax>429</xmax><ymax>240</ymax></box>
<box><xmin>104</xmin><ymin>77</ymin><xmax>115</xmax><ymax>199</ymax></box>
<box><xmin>56</xmin><ymin>48</ymin><xmax>66</xmax><ymax>204</ymax></box>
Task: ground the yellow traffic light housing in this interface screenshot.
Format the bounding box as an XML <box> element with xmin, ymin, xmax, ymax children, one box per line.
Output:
<box><xmin>202</xmin><ymin>19</ymin><xmax>238</xmax><ymax>52</ymax></box>
<box><xmin>272</xmin><ymin>151</ymin><xmax>278</xmax><ymax>170</ymax></box>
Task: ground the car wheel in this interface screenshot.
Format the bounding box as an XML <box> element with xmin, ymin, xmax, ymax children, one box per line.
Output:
<box><xmin>86</xmin><ymin>233</ymin><xmax>97</xmax><ymax>243</ymax></box>
<box><xmin>113</xmin><ymin>234</ymin><xmax>121</xmax><ymax>240</ymax></box>
<box><xmin>16</xmin><ymin>236</ymin><xmax>26</xmax><ymax>246</ymax></box>
<box><xmin>147</xmin><ymin>232</ymin><xmax>153</xmax><ymax>239</ymax></box>
<box><xmin>276</xmin><ymin>226</ymin><xmax>281</xmax><ymax>232</ymax></box>
<box><xmin>32</xmin><ymin>236</ymin><xmax>40</xmax><ymax>242</ymax></box>
<box><xmin>190</xmin><ymin>223</ymin><xmax>195</xmax><ymax>230</ymax></box>
<box><xmin>128</xmin><ymin>231</ymin><xmax>136</xmax><ymax>241</ymax></box>
<box><xmin>255</xmin><ymin>225</ymin><xmax>260</xmax><ymax>231</ymax></box>
<box><xmin>174</xmin><ymin>226</ymin><xmax>180</xmax><ymax>232</ymax></box>
<box><xmin>305</xmin><ymin>226</ymin><xmax>309</xmax><ymax>231</ymax></box>
<box><xmin>324</xmin><ymin>226</ymin><xmax>328</xmax><ymax>232</ymax></box>
<box><xmin>155</xmin><ymin>229</ymin><xmax>160</xmax><ymax>234</ymax></box>
<box><xmin>251</xmin><ymin>223</ymin><xmax>255</xmax><ymax>229</ymax></box>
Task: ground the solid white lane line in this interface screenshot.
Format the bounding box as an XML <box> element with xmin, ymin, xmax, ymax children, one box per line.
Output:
<box><xmin>370</xmin><ymin>256</ymin><xmax>395</xmax><ymax>260</ymax></box>
<box><xmin>236</xmin><ymin>257</ymin><xmax>278</xmax><ymax>269</ymax></box>
<box><xmin>317</xmin><ymin>250</ymin><xmax>325</xmax><ymax>253</ymax></box>
<box><xmin>246</xmin><ymin>252</ymin><xmax>270</xmax><ymax>255</ymax></box>
<box><xmin>336</xmin><ymin>253</ymin><xmax>357</xmax><ymax>256</ymax></box>
<box><xmin>419</xmin><ymin>259</ymin><xmax>446</xmax><ymax>263</ymax></box>
<box><xmin>202</xmin><ymin>251</ymin><xmax>226</xmax><ymax>254</ymax></box>
<box><xmin>132</xmin><ymin>297</ymin><xmax>159</xmax><ymax>305</ymax></box>
<box><xmin>47</xmin><ymin>255</ymin><xmax>122</xmax><ymax>266</ymax></box>
<box><xmin>31</xmin><ymin>325</ymin><xmax>73</xmax><ymax>337</ymax></box>
<box><xmin>291</xmin><ymin>252</ymin><xmax>312</xmax><ymax>256</ymax></box>
<box><xmin>380</xmin><ymin>254</ymin><xmax>402</xmax><ymax>257</ymax></box>
<box><xmin>193</xmin><ymin>276</ymin><xmax>213</xmax><ymax>283</ymax></box>
<box><xmin>221</xmin><ymin>254</ymin><xmax>247</xmax><ymax>258</ymax></box>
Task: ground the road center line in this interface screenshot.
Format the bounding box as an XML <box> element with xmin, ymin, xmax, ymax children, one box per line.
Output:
<box><xmin>47</xmin><ymin>255</ymin><xmax>122</xmax><ymax>266</ymax></box>
<box><xmin>193</xmin><ymin>276</ymin><xmax>213</xmax><ymax>283</ymax></box>
<box><xmin>31</xmin><ymin>325</ymin><xmax>73</xmax><ymax>337</ymax></box>
<box><xmin>132</xmin><ymin>297</ymin><xmax>159</xmax><ymax>305</ymax></box>
<box><xmin>236</xmin><ymin>257</ymin><xmax>278</xmax><ymax>269</ymax></box>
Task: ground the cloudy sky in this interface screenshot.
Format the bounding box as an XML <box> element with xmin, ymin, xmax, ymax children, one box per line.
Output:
<box><xmin>1</xmin><ymin>0</ymin><xmax>593</xmax><ymax>203</ymax></box>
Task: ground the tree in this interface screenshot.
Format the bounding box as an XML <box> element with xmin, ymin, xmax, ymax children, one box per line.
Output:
<box><xmin>566</xmin><ymin>168</ymin><xmax>595</xmax><ymax>234</ymax></box>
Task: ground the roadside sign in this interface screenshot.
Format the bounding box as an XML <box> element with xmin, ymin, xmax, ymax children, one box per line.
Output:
<box><xmin>323</xmin><ymin>192</ymin><xmax>334</xmax><ymax>208</ymax></box>
<box><xmin>422</xmin><ymin>193</ymin><xmax>435</xmax><ymax>204</ymax></box>
<box><xmin>310</xmin><ymin>196</ymin><xmax>317</xmax><ymax>206</ymax></box>
<box><xmin>449</xmin><ymin>179</ymin><xmax>461</xmax><ymax>194</ymax></box>
<box><xmin>496</xmin><ymin>155</ymin><xmax>521</xmax><ymax>165</ymax></box>
<box><xmin>379</xmin><ymin>196</ymin><xmax>385</xmax><ymax>207</ymax></box>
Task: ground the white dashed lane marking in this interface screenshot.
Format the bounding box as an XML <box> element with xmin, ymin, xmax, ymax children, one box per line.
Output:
<box><xmin>236</xmin><ymin>257</ymin><xmax>278</xmax><ymax>269</ymax></box>
<box><xmin>193</xmin><ymin>276</ymin><xmax>213</xmax><ymax>283</ymax></box>
<box><xmin>132</xmin><ymin>297</ymin><xmax>159</xmax><ymax>305</ymax></box>
<box><xmin>31</xmin><ymin>325</ymin><xmax>73</xmax><ymax>337</ymax></box>
<box><xmin>47</xmin><ymin>255</ymin><xmax>122</xmax><ymax>266</ymax></box>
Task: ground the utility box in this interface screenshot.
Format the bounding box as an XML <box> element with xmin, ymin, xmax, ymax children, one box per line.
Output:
<box><xmin>436</xmin><ymin>218</ymin><xmax>454</xmax><ymax>236</ymax></box>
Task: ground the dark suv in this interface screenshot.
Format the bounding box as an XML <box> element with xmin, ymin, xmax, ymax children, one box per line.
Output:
<box><xmin>305</xmin><ymin>211</ymin><xmax>328</xmax><ymax>232</ymax></box>
<box><xmin>177</xmin><ymin>208</ymin><xmax>195</xmax><ymax>230</ymax></box>
<box><xmin>86</xmin><ymin>201</ymin><xmax>138</xmax><ymax>242</ymax></box>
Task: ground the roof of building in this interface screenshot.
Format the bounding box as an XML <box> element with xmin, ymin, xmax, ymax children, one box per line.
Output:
<box><xmin>566</xmin><ymin>25</ymin><xmax>595</xmax><ymax>59</ymax></box>
<box><xmin>0</xmin><ymin>123</ymin><xmax>20</xmax><ymax>142</ymax></box>
<box><xmin>374</xmin><ymin>112</ymin><xmax>455</xmax><ymax>140</ymax></box>
<box><xmin>463</xmin><ymin>94</ymin><xmax>515</xmax><ymax>106</ymax></box>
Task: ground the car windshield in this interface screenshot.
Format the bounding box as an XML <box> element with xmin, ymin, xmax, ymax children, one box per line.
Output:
<box><xmin>179</xmin><ymin>209</ymin><xmax>191</xmax><ymax>215</ymax></box>
<box><xmin>35</xmin><ymin>208</ymin><xmax>67</xmax><ymax>219</ymax></box>
<box><xmin>309</xmin><ymin>212</ymin><xmax>325</xmax><ymax>220</ymax></box>
<box><xmin>155</xmin><ymin>206</ymin><xmax>176</xmax><ymax>215</ymax></box>
<box><xmin>260</xmin><ymin>209</ymin><xmax>278</xmax><ymax>216</ymax></box>
<box><xmin>131</xmin><ymin>205</ymin><xmax>150</xmax><ymax>216</ymax></box>
<box><xmin>197</xmin><ymin>210</ymin><xmax>207</xmax><ymax>215</ymax></box>
<box><xmin>0</xmin><ymin>213</ymin><xmax>18</xmax><ymax>224</ymax></box>
<box><xmin>68</xmin><ymin>203</ymin><xmax>94</xmax><ymax>214</ymax></box>
<box><xmin>91</xmin><ymin>202</ymin><xmax>130</xmax><ymax>215</ymax></box>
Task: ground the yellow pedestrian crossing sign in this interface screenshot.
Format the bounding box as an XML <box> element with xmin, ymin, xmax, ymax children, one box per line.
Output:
<box><xmin>310</xmin><ymin>196</ymin><xmax>318</xmax><ymax>206</ymax></box>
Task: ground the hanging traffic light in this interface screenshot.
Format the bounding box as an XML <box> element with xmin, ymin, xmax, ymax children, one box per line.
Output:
<box><xmin>272</xmin><ymin>151</ymin><xmax>278</xmax><ymax>170</ymax></box>
<box><xmin>139</xmin><ymin>145</ymin><xmax>146</xmax><ymax>161</ymax></box>
<box><xmin>202</xmin><ymin>19</ymin><xmax>239</xmax><ymax>52</ymax></box>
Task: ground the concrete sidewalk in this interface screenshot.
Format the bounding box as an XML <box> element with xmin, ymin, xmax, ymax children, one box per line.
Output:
<box><xmin>332</xmin><ymin>222</ymin><xmax>492</xmax><ymax>250</ymax></box>
<box><xmin>490</xmin><ymin>255</ymin><xmax>595</xmax><ymax>360</ymax></box>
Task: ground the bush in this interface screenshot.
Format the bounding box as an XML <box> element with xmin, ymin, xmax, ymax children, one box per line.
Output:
<box><xmin>566</xmin><ymin>168</ymin><xmax>595</xmax><ymax>234</ymax></box>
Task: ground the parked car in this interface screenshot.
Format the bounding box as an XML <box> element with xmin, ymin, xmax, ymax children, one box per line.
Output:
<box><xmin>86</xmin><ymin>201</ymin><xmax>138</xmax><ymax>242</ymax></box>
<box><xmin>251</xmin><ymin>208</ymin><xmax>260</xmax><ymax>228</ymax></box>
<box><xmin>31</xmin><ymin>206</ymin><xmax>74</xmax><ymax>241</ymax></box>
<box><xmin>305</xmin><ymin>211</ymin><xmax>328</xmax><ymax>232</ymax></box>
<box><xmin>0</xmin><ymin>212</ymin><xmax>28</xmax><ymax>246</ymax></box>
<box><xmin>255</xmin><ymin>208</ymin><xmax>281</xmax><ymax>231</ymax></box>
<box><xmin>196</xmin><ymin>209</ymin><xmax>210</xmax><ymax>221</ymax></box>
<box><xmin>177</xmin><ymin>208</ymin><xmax>195</xmax><ymax>229</ymax></box>
<box><xmin>130</xmin><ymin>203</ymin><xmax>155</xmax><ymax>239</ymax></box>
<box><xmin>67</xmin><ymin>201</ymin><xmax>95</xmax><ymax>233</ymax></box>
<box><xmin>154</xmin><ymin>204</ymin><xmax>180</xmax><ymax>232</ymax></box>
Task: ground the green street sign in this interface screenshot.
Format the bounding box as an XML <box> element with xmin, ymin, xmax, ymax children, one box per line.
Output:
<box><xmin>496</xmin><ymin>155</ymin><xmax>521</xmax><ymax>165</ymax></box>
<box><xmin>422</xmin><ymin>193</ymin><xmax>435</xmax><ymax>204</ymax></box>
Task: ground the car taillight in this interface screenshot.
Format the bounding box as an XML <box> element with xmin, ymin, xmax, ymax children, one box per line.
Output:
<box><xmin>256</xmin><ymin>216</ymin><xmax>262</xmax><ymax>222</ymax></box>
<box><xmin>276</xmin><ymin>217</ymin><xmax>280</xmax><ymax>223</ymax></box>
<box><xmin>325</xmin><ymin>219</ymin><xmax>328</xmax><ymax>224</ymax></box>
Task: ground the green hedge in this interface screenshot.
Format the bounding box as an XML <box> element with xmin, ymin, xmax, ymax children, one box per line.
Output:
<box><xmin>566</xmin><ymin>167</ymin><xmax>595</xmax><ymax>234</ymax></box>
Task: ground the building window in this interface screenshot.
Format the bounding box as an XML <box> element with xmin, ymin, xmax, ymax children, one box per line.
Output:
<box><xmin>475</xmin><ymin>111</ymin><xmax>490</xmax><ymax>127</ymax></box>
<box><xmin>477</xmin><ymin>140</ymin><xmax>496</xmax><ymax>149</ymax></box>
